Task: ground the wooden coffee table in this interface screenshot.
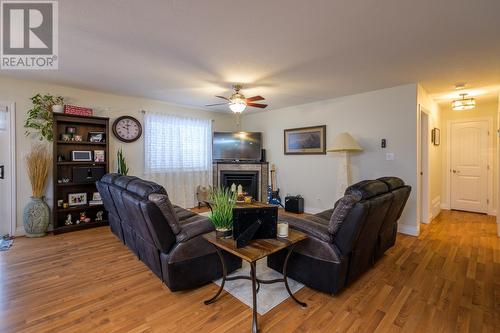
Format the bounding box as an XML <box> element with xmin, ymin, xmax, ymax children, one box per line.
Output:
<box><xmin>202</xmin><ymin>230</ymin><xmax>307</xmax><ymax>333</ymax></box>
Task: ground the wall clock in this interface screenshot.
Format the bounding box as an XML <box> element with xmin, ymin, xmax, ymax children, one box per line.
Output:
<box><xmin>112</xmin><ymin>116</ymin><xmax>142</xmax><ymax>142</ymax></box>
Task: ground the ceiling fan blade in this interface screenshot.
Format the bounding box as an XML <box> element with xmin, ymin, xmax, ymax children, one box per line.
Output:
<box><xmin>215</xmin><ymin>95</ymin><xmax>230</xmax><ymax>101</ymax></box>
<box><xmin>247</xmin><ymin>103</ymin><xmax>268</xmax><ymax>108</ymax></box>
<box><xmin>205</xmin><ymin>103</ymin><xmax>228</xmax><ymax>107</ymax></box>
<box><xmin>246</xmin><ymin>95</ymin><xmax>265</xmax><ymax>102</ymax></box>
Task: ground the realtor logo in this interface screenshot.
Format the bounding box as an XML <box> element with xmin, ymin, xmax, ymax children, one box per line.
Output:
<box><xmin>1</xmin><ymin>1</ymin><xmax>58</xmax><ymax>69</ymax></box>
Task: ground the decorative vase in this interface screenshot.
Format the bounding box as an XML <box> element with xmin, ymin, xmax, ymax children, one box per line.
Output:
<box><xmin>52</xmin><ymin>104</ymin><xmax>63</xmax><ymax>113</ymax></box>
<box><xmin>215</xmin><ymin>228</ymin><xmax>232</xmax><ymax>239</ymax></box>
<box><xmin>23</xmin><ymin>196</ymin><xmax>50</xmax><ymax>237</ymax></box>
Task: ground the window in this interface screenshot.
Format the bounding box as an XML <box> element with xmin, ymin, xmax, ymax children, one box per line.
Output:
<box><xmin>144</xmin><ymin>112</ymin><xmax>212</xmax><ymax>173</ymax></box>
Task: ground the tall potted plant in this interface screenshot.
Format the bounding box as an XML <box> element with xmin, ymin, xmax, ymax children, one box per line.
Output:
<box><xmin>23</xmin><ymin>144</ymin><xmax>51</xmax><ymax>237</ymax></box>
<box><xmin>209</xmin><ymin>187</ymin><xmax>236</xmax><ymax>238</ymax></box>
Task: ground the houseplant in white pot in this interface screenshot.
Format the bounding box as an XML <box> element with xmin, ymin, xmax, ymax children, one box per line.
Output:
<box><xmin>23</xmin><ymin>144</ymin><xmax>51</xmax><ymax>237</ymax></box>
<box><xmin>209</xmin><ymin>187</ymin><xmax>236</xmax><ymax>238</ymax></box>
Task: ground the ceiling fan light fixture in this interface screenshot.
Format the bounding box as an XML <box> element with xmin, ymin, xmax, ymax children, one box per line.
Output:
<box><xmin>452</xmin><ymin>93</ymin><xmax>475</xmax><ymax>111</ymax></box>
<box><xmin>229</xmin><ymin>98</ymin><xmax>247</xmax><ymax>113</ymax></box>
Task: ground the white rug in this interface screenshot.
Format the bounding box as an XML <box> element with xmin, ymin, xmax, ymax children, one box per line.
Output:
<box><xmin>213</xmin><ymin>259</ymin><xmax>304</xmax><ymax>315</ymax></box>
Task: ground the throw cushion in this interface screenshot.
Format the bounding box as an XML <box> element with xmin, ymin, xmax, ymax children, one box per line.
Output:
<box><xmin>328</xmin><ymin>194</ymin><xmax>361</xmax><ymax>236</ymax></box>
<box><xmin>149</xmin><ymin>193</ymin><xmax>182</xmax><ymax>234</ymax></box>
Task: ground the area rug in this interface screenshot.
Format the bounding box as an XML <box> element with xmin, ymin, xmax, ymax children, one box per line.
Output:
<box><xmin>213</xmin><ymin>259</ymin><xmax>304</xmax><ymax>315</ymax></box>
<box><xmin>0</xmin><ymin>239</ymin><xmax>13</xmax><ymax>251</ymax></box>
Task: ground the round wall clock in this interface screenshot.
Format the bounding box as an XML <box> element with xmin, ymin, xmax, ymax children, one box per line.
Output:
<box><xmin>112</xmin><ymin>116</ymin><xmax>142</xmax><ymax>142</ymax></box>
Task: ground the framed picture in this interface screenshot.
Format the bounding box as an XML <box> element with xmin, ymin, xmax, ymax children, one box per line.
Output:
<box><xmin>431</xmin><ymin>128</ymin><xmax>440</xmax><ymax>146</ymax></box>
<box><xmin>88</xmin><ymin>132</ymin><xmax>105</xmax><ymax>143</ymax></box>
<box><xmin>68</xmin><ymin>192</ymin><xmax>87</xmax><ymax>206</ymax></box>
<box><xmin>71</xmin><ymin>151</ymin><xmax>92</xmax><ymax>161</ymax></box>
<box><xmin>94</xmin><ymin>150</ymin><xmax>105</xmax><ymax>162</ymax></box>
<box><xmin>92</xmin><ymin>192</ymin><xmax>101</xmax><ymax>201</ymax></box>
<box><xmin>284</xmin><ymin>125</ymin><xmax>326</xmax><ymax>155</ymax></box>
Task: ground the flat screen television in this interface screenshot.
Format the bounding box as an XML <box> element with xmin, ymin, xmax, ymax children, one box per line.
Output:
<box><xmin>213</xmin><ymin>132</ymin><xmax>262</xmax><ymax>161</ymax></box>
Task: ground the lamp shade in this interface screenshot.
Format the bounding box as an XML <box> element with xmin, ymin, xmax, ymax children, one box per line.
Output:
<box><xmin>327</xmin><ymin>132</ymin><xmax>362</xmax><ymax>152</ymax></box>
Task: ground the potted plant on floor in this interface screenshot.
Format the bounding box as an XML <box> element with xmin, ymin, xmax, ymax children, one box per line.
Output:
<box><xmin>209</xmin><ymin>187</ymin><xmax>236</xmax><ymax>238</ymax></box>
<box><xmin>23</xmin><ymin>144</ymin><xmax>51</xmax><ymax>237</ymax></box>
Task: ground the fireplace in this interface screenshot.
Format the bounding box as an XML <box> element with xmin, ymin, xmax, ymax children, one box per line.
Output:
<box><xmin>213</xmin><ymin>162</ymin><xmax>269</xmax><ymax>202</ymax></box>
<box><xmin>221</xmin><ymin>171</ymin><xmax>259</xmax><ymax>199</ymax></box>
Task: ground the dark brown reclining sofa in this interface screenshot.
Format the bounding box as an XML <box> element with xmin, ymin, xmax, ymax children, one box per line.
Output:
<box><xmin>268</xmin><ymin>177</ymin><xmax>411</xmax><ymax>294</ymax></box>
<box><xmin>96</xmin><ymin>174</ymin><xmax>241</xmax><ymax>291</ymax></box>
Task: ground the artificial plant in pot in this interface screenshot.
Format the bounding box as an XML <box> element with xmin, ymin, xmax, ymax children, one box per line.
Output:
<box><xmin>24</xmin><ymin>93</ymin><xmax>64</xmax><ymax>141</ymax></box>
<box><xmin>117</xmin><ymin>148</ymin><xmax>129</xmax><ymax>175</ymax></box>
<box><xmin>209</xmin><ymin>187</ymin><xmax>236</xmax><ymax>238</ymax></box>
<box><xmin>23</xmin><ymin>144</ymin><xmax>51</xmax><ymax>237</ymax></box>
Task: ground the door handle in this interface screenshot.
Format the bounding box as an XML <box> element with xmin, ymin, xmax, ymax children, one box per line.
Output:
<box><xmin>0</xmin><ymin>165</ymin><xmax>4</xmax><ymax>179</ymax></box>
<box><xmin>452</xmin><ymin>169</ymin><xmax>461</xmax><ymax>174</ymax></box>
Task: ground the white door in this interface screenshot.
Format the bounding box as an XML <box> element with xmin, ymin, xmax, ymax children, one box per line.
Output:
<box><xmin>450</xmin><ymin>120</ymin><xmax>489</xmax><ymax>213</ymax></box>
<box><xmin>0</xmin><ymin>103</ymin><xmax>14</xmax><ymax>236</ymax></box>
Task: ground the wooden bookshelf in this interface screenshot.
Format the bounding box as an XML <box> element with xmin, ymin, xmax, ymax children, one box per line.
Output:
<box><xmin>52</xmin><ymin>113</ymin><xmax>110</xmax><ymax>234</ymax></box>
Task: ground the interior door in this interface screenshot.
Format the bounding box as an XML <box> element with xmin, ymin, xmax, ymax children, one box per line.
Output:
<box><xmin>0</xmin><ymin>103</ymin><xmax>13</xmax><ymax>235</ymax></box>
<box><xmin>450</xmin><ymin>120</ymin><xmax>489</xmax><ymax>213</ymax></box>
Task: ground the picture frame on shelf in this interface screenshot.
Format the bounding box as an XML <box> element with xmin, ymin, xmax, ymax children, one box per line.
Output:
<box><xmin>71</xmin><ymin>151</ymin><xmax>92</xmax><ymax>161</ymax></box>
<box><xmin>284</xmin><ymin>125</ymin><xmax>327</xmax><ymax>155</ymax></box>
<box><xmin>88</xmin><ymin>131</ymin><xmax>106</xmax><ymax>143</ymax></box>
<box><xmin>68</xmin><ymin>192</ymin><xmax>87</xmax><ymax>206</ymax></box>
<box><xmin>94</xmin><ymin>150</ymin><xmax>105</xmax><ymax>162</ymax></box>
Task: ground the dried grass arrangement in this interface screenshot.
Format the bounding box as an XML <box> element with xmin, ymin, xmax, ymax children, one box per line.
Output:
<box><xmin>26</xmin><ymin>144</ymin><xmax>51</xmax><ymax>198</ymax></box>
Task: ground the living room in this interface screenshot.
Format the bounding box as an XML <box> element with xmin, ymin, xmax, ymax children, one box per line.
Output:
<box><xmin>0</xmin><ymin>1</ymin><xmax>499</xmax><ymax>332</ymax></box>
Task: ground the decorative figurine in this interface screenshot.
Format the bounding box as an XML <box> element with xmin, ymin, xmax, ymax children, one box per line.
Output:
<box><xmin>57</xmin><ymin>154</ymin><xmax>65</xmax><ymax>162</ymax></box>
<box><xmin>63</xmin><ymin>202</ymin><xmax>69</xmax><ymax>209</ymax></box>
<box><xmin>65</xmin><ymin>214</ymin><xmax>73</xmax><ymax>225</ymax></box>
<box><xmin>84</xmin><ymin>217</ymin><xmax>91</xmax><ymax>223</ymax></box>
<box><xmin>96</xmin><ymin>211</ymin><xmax>104</xmax><ymax>221</ymax></box>
<box><xmin>79</xmin><ymin>212</ymin><xmax>86</xmax><ymax>222</ymax></box>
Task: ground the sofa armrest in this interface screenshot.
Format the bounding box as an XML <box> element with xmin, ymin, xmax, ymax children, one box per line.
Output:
<box><xmin>279</xmin><ymin>214</ymin><xmax>332</xmax><ymax>243</ymax></box>
<box><xmin>176</xmin><ymin>215</ymin><xmax>214</xmax><ymax>243</ymax></box>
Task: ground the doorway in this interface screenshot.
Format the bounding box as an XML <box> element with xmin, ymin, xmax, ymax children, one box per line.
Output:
<box><xmin>0</xmin><ymin>102</ymin><xmax>16</xmax><ymax>236</ymax></box>
<box><xmin>449</xmin><ymin>119</ymin><xmax>490</xmax><ymax>213</ymax></box>
<box><xmin>419</xmin><ymin>107</ymin><xmax>430</xmax><ymax>224</ymax></box>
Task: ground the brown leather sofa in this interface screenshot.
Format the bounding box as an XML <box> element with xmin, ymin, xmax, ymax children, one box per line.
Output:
<box><xmin>268</xmin><ymin>177</ymin><xmax>411</xmax><ymax>294</ymax></box>
<box><xmin>96</xmin><ymin>174</ymin><xmax>241</xmax><ymax>291</ymax></box>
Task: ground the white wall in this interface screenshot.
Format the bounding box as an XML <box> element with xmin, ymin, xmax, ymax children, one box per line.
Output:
<box><xmin>417</xmin><ymin>85</ymin><xmax>442</xmax><ymax>222</ymax></box>
<box><xmin>241</xmin><ymin>84</ymin><xmax>419</xmax><ymax>235</ymax></box>
<box><xmin>0</xmin><ymin>75</ymin><xmax>237</xmax><ymax>235</ymax></box>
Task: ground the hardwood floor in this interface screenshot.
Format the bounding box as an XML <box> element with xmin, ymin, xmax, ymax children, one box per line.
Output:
<box><xmin>1</xmin><ymin>210</ymin><xmax>498</xmax><ymax>332</ymax></box>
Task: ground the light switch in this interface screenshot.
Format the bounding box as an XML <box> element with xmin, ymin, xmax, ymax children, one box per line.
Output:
<box><xmin>386</xmin><ymin>153</ymin><xmax>395</xmax><ymax>161</ymax></box>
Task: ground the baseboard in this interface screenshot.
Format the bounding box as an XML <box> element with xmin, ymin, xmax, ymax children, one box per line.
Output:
<box><xmin>397</xmin><ymin>223</ymin><xmax>419</xmax><ymax>236</ymax></box>
<box><xmin>15</xmin><ymin>226</ymin><xmax>25</xmax><ymax>237</ymax></box>
<box><xmin>488</xmin><ymin>209</ymin><xmax>497</xmax><ymax>216</ymax></box>
<box><xmin>431</xmin><ymin>196</ymin><xmax>441</xmax><ymax>220</ymax></box>
<box><xmin>440</xmin><ymin>202</ymin><xmax>450</xmax><ymax>210</ymax></box>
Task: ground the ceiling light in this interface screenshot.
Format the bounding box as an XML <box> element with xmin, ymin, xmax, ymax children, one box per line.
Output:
<box><xmin>229</xmin><ymin>98</ymin><xmax>247</xmax><ymax>113</ymax></box>
<box><xmin>452</xmin><ymin>93</ymin><xmax>476</xmax><ymax>111</ymax></box>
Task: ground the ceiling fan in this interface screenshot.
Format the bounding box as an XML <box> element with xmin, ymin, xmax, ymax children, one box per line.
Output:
<box><xmin>206</xmin><ymin>84</ymin><xmax>267</xmax><ymax>113</ymax></box>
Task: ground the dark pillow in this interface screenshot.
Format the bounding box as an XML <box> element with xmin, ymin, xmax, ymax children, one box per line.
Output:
<box><xmin>328</xmin><ymin>194</ymin><xmax>361</xmax><ymax>236</ymax></box>
<box><xmin>149</xmin><ymin>193</ymin><xmax>182</xmax><ymax>234</ymax></box>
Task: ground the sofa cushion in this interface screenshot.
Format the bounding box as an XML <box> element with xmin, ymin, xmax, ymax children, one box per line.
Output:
<box><xmin>278</xmin><ymin>213</ymin><xmax>331</xmax><ymax>243</ymax></box>
<box><xmin>345</xmin><ymin>180</ymin><xmax>388</xmax><ymax>200</ymax></box>
<box><xmin>328</xmin><ymin>194</ymin><xmax>361</xmax><ymax>236</ymax></box>
<box><xmin>176</xmin><ymin>215</ymin><xmax>214</xmax><ymax>243</ymax></box>
<box><xmin>149</xmin><ymin>193</ymin><xmax>182</xmax><ymax>234</ymax></box>
<box><xmin>377</xmin><ymin>177</ymin><xmax>405</xmax><ymax>191</ymax></box>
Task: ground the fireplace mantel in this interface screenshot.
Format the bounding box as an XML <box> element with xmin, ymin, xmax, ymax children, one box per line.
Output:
<box><xmin>213</xmin><ymin>162</ymin><xmax>269</xmax><ymax>202</ymax></box>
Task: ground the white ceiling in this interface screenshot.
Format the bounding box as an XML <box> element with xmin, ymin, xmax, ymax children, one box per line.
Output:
<box><xmin>2</xmin><ymin>0</ymin><xmax>500</xmax><ymax>112</ymax></box>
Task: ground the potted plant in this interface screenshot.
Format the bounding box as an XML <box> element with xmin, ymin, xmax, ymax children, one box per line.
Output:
<box><xmin>117</xmin><ymin>148</ymin><xmax>129</xmax><ymax>175</ymax></box>
<box><xmin>25</xmin><ymin>93</ymin><xmax>64</xmax><ymax>141</ymax></box>
<box><xmin>23</xmin><ymin>144</ymin><xmax>51</xmax><ymax>237</ymax></box>
<box><xmin>209</xmin><ymin>187</ymin><xmax>236</xmax><ymax>238</ymax></box>
<box><xmin>51</xmin><ymin>96</ymin><xmax>64</xmax><ymax>113</ymax></box>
